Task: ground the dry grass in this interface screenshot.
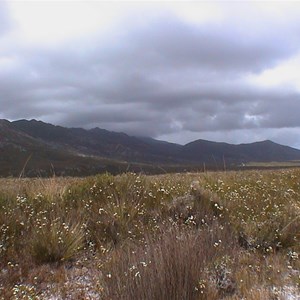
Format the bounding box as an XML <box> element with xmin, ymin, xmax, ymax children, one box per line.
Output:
<box><xmin>0</xmin><ymin>169</ymin><xmax>300</xmax><ymax>299</ymax></box>
<box><xmin>30</xmin><ymin>219</ymin><xmax>84</xmax><ymax>264</ymax></box>
<box><xmin>102</xmin><ymin>223</ymin><xmax>236</xmax><ymax>300</ymax></box>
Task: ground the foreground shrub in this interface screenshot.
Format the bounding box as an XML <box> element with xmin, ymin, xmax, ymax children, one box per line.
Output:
<box><xmin>102</xmin><ymin>223</ymin><xmax>237</xmax><ymax>300</ymax></box>
<box><xmin>30</xmin><ymin>218</ymin><xmax>84</xmax><ymax>264</ymax></box>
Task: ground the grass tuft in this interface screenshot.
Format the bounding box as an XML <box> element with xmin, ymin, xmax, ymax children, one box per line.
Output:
<box><xmin>30</xmin><ymin>219</ymin><xmax>84</xmax><ymax>264</ymax></box>
<box><xmin>103</xmin><ymin>224</ymin><xmax>236</xmax><ymax>300</ymax></box>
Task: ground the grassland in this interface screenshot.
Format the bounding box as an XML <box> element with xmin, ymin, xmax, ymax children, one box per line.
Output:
<box><xmin>244</xmin><ymin>160</ymin><xmax>300</xmax><ymax>168</ymax></box>
<box><xmin>0</xmin><ymin>169</ymin><xmax>299</xmax><ymax>299</ymax></box>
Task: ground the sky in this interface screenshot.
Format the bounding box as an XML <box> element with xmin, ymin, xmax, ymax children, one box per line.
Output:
<box><xmin>1</xmin><ymin>1</ymin><xmax>300</xmax><ymax>148</ymax></box>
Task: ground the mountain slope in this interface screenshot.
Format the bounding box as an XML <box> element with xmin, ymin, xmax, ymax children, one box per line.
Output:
<box><xmin>10</xmin><ymin>119</ymin><xmax>182</xmax><ymax>163</ymax></box>
<box><xmin>181</xmin><ymin>139</ymin><xmax>300</xmax><ymax>164</ymax></box>
<box><xmin>0</xmin><ymin>120</ymin><xmax>151</xmax><ymax>176</ymax></box>
<box><xmin>1</xmin><ymin>118</ymin><xmax>300</xmax><ymax>176</ymax></box>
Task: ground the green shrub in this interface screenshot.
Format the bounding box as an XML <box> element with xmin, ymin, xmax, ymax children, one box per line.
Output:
<box><xmin>30</xmin><ymin>219</ymin><xmax>84</xmax><ymax>264</ymax></box>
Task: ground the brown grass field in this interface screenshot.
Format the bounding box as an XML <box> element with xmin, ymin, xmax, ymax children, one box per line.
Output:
<box><xmin>0</xmin><ymin>169</ymin><xmax>299</xmax><ymax>299</ymax></box>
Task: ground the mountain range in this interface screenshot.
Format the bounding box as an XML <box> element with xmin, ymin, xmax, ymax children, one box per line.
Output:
<box><xmin>1</xmin><ymin>119</ymin><xmax>300</xmax><ymax>176</ymax></box>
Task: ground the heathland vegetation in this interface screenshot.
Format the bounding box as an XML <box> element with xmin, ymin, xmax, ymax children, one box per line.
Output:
<box><xmin>0</xmin><ymin>169</ymin><xmax>299</xmax><ymax>299</ymax></box>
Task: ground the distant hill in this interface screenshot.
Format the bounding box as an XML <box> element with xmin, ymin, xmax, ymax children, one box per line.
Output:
<box><xmin>10</xmin><ymin>119</ymin><xmax>183</xmax><ymax>164</ymax></box>
<box><xmin>181</xmin><ymin>139</ymin><xmax>300</xmax><ymax>165</ymax></box>
<box><xmin>1</xmin><ymin>118</ymin><xmax>300</xmax><ymax>176</ymax></box>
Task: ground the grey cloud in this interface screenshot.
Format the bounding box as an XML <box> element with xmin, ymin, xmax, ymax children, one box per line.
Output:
<box><xmin>0</xmin><ymin>2</ymin><xmax>11</xmax><ymax>36</ymax></box>
<box><xmin>253</xmin><ymin>94</ymin><xmax>300</xmax><ymax>129</ymax></box>
<box><xmin>99</xmin><ymin>14</ymin><xmax>300</xmax><ymax>74</ymax></box>
<box><xmin>1</xmin><ymin>7</ymin><xmax>300</xmax><ymax>146</ymax></box>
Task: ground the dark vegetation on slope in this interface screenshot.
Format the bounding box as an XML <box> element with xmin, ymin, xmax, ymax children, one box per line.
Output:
<box><xmin>1</xmin><ymin>119</ymin><xmax>300</xmax><ymax>176</ymax></box>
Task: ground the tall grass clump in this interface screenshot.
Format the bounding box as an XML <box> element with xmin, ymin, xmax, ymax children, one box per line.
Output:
<box><xmin>102</xmin><ymin>222</ymin><xmax>237</xmax><ymax>300</ymax></box>
<box><xmin>30</xmin><ymin>218</ymin><xmax>84</xmax><ymax>264</ymax></box>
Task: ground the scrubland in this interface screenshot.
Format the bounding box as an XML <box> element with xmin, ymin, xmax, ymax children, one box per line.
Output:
<box><xmin>0</xmin><ymin>169</ymin><xmax>299</xmax><ymax>299</ymax></box>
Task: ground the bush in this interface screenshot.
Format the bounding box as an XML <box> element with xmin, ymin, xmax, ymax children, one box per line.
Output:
<box><xmin>30</xmin><ymin>218</ymin><xmax>84</xmax><ymax>264</ymax></box>
<box><xmin>103</xmin><ymin>223</ymin><xmax>236</xmax><ymax>300</ymax></box>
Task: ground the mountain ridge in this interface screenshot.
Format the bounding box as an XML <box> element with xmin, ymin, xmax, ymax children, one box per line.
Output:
<box><xmin>1</xmin><ymin>118</ymin><xmax>300</xmax><ymax>176</ymax></box>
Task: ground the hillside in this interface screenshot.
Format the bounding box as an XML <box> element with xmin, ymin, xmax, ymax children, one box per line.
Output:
<box><xmin>182</xmin><ymin>139</ymin><xmax>300</xmax><ymax>164</ymax></box>
<box><xmin>10</xmin><ymin>119</ymin><xmax>183</xmax><ymax>164</ymax></box>
<box><xmin>0</xmin><ymin>120</ymin><xmax>165</xmax><ymax>176</ymax></box>
<box><xmin>1</xmin><ymin>119</ymin><xmax>300</xmax><ymax>176</ymax></box>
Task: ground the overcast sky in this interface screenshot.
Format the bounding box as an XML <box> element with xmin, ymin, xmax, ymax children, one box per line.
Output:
<box><xmin>1</xmin><ymin>1</ymin><xmax>300</xmax><ymax>148</ymax></box>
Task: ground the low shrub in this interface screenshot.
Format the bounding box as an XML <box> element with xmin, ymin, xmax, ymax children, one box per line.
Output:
<box><xmin>102</xmin><ymin>223</ymin><xmax>236</xmax><ymax>300</ymax></box>
<box><xmin>30</xmin><ymin>218</ymin><xmax>84</xmax><ymax>264</ymax></box>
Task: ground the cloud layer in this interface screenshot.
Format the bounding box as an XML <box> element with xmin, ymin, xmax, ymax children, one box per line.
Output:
<box><xmin>1</xmin><ymin>2</ymin><xmax>300</xmax><ymax>148</ymax></box>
